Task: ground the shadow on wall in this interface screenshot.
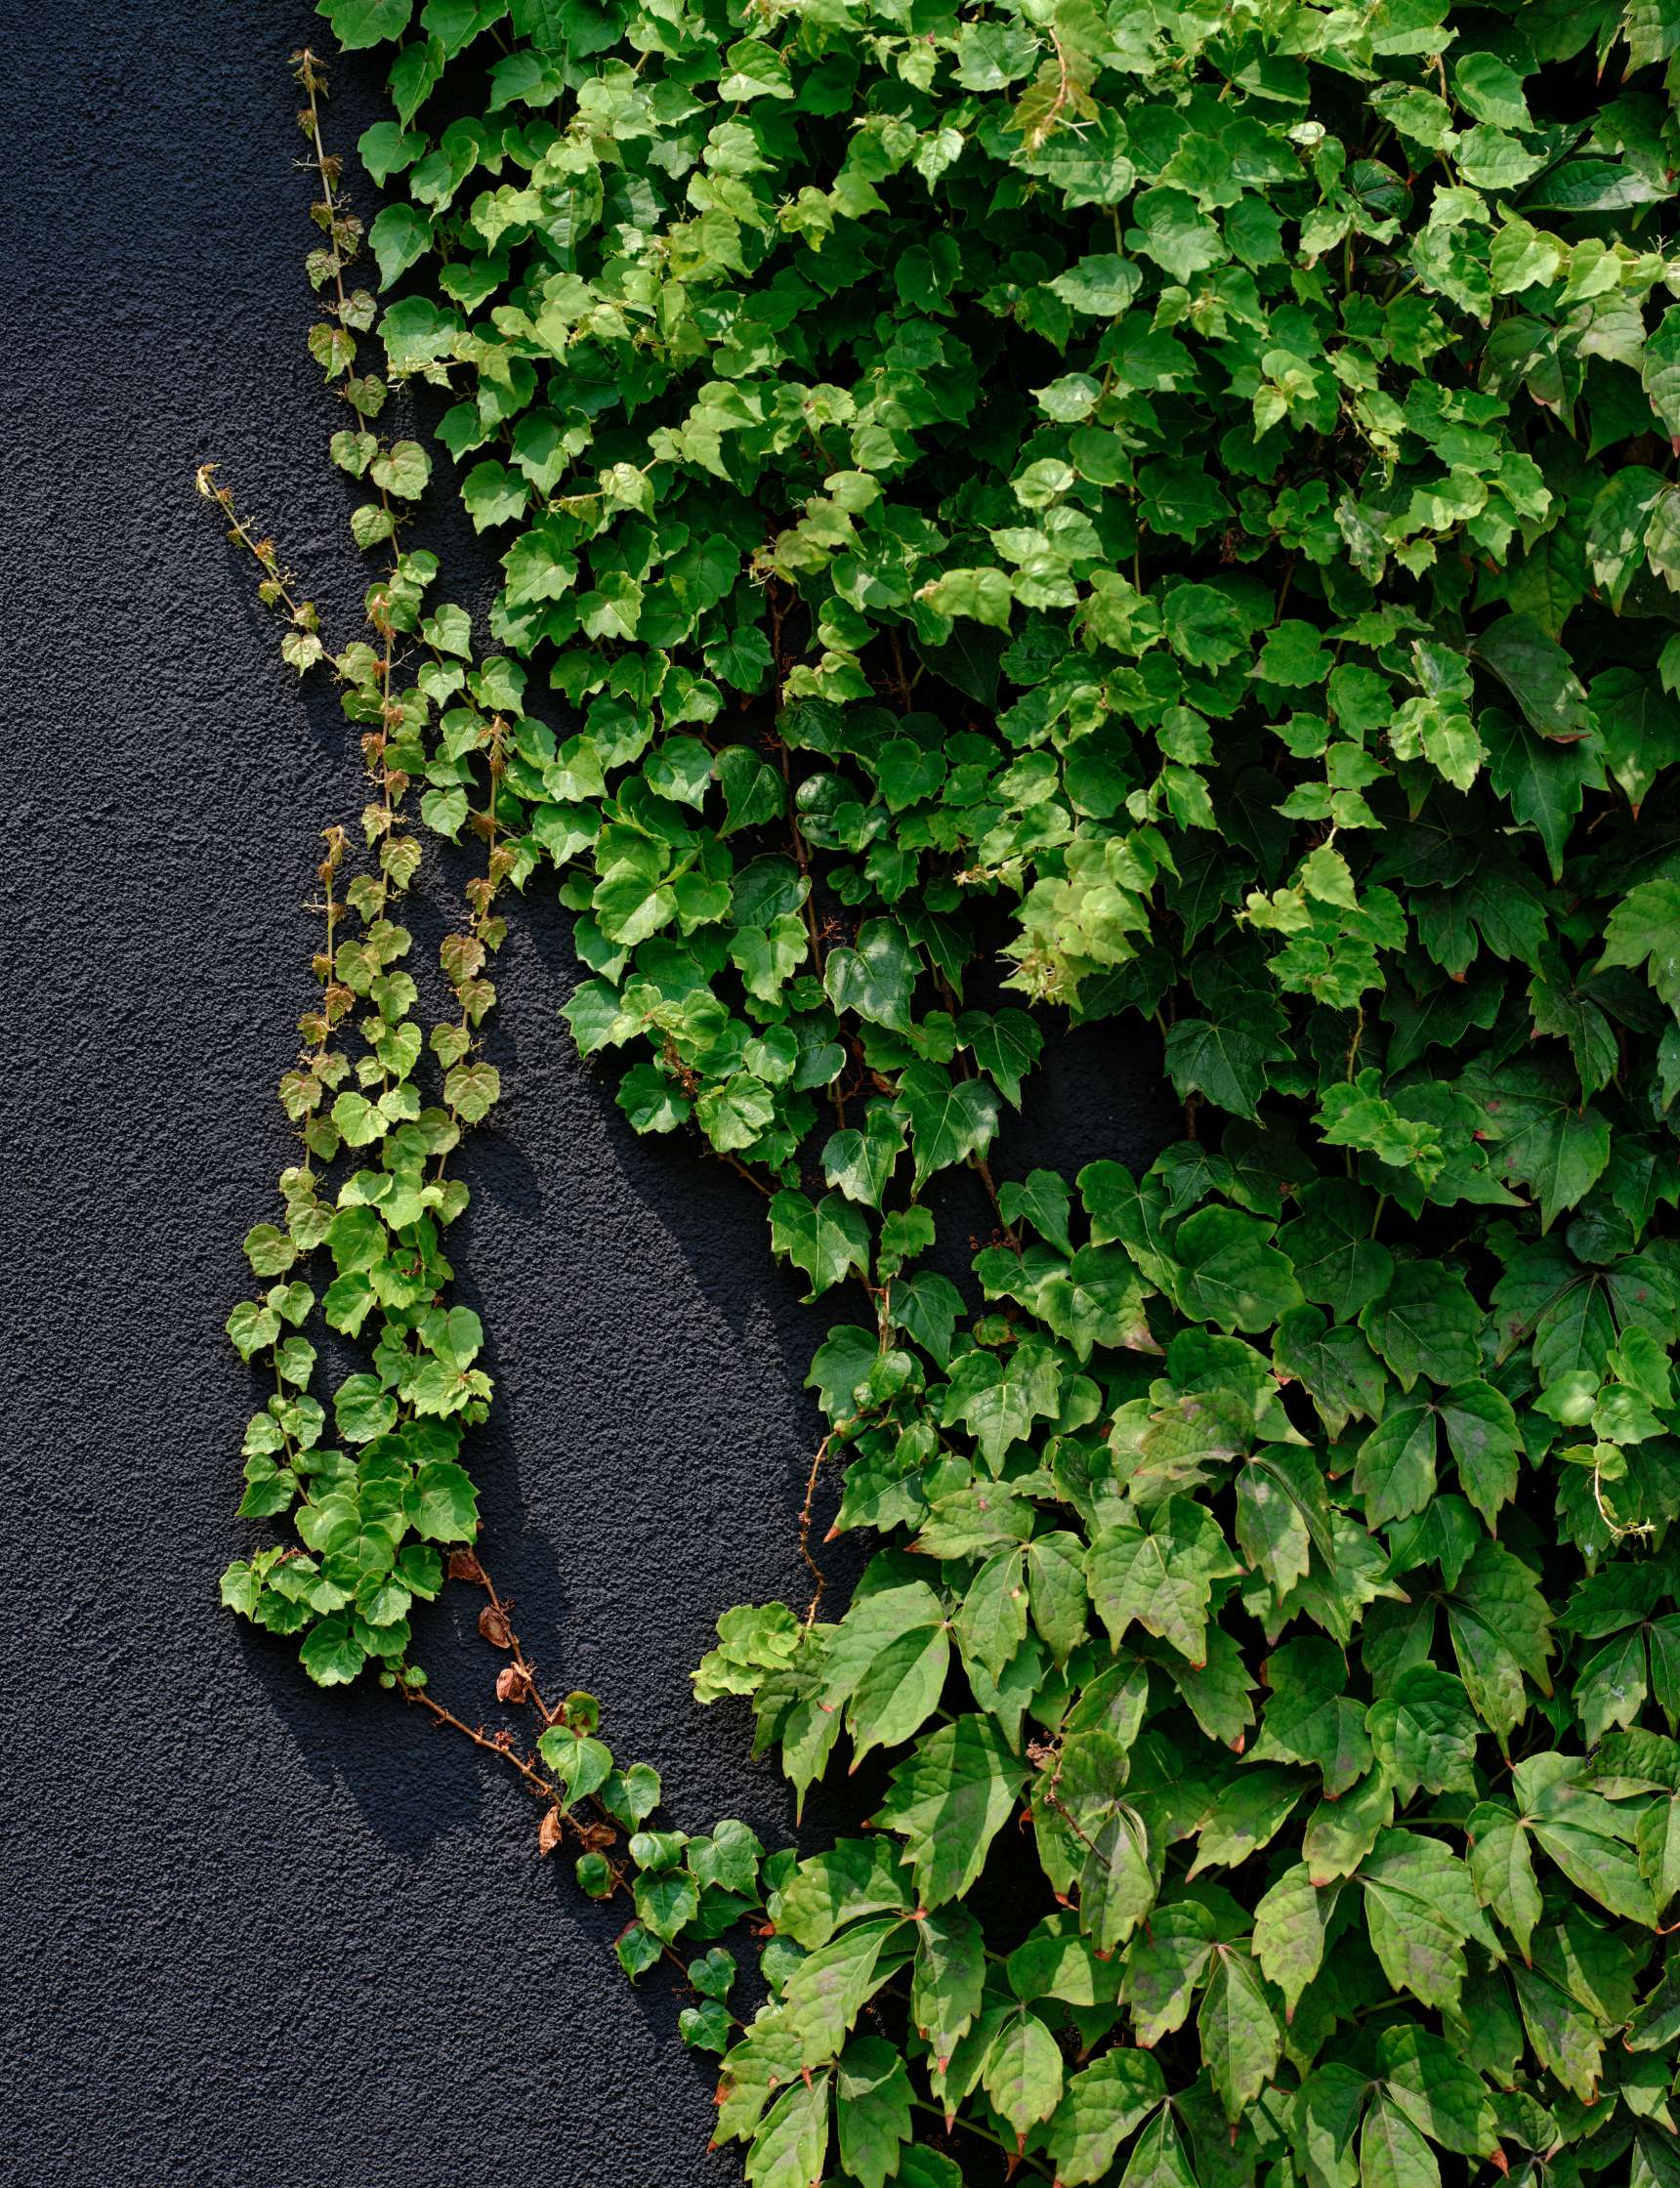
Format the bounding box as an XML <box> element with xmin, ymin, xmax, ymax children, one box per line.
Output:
<box><xmin>235</xmin><ymin>844</ymin><xmax>1182</xmax><ymax>1868</ymax></box>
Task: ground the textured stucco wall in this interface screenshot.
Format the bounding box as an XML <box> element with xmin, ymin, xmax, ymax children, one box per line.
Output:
<box><xmin>1</xmin><ymin>8</ymin><xmax>1176</xmax><ymax>2183</ymax></box>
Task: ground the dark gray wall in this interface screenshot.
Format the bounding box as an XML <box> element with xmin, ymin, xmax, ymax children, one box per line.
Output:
<box><xmin>1</xmin><ymin>9</ymin><xmax>1175</xmax><ymax>2183</ymax></box>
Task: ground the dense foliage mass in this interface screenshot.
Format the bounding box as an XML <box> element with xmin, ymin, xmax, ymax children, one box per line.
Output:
<box><xmin>216</xmin><ymin>0</ymin><xmax>1680</xmax><ymax>2181</ymax></box>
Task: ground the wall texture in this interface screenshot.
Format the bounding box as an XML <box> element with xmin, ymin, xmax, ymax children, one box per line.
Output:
<box><xmin>1</xmin><ymin>8</ymin><xmax>1176</xmax><ymax>2183</ymax></box>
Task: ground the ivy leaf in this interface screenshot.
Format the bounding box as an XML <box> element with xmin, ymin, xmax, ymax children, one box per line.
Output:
<box><xmin>745</xmin><ymin>2073</ymin><xmax>830</xmax><ymax>2188</ymax></box>
<box><xmin>1162</xmin><ymin>583</ymin><xmax>1251</xmax><ymax>670</ymax></box>
<box><xmin>1251</xmin><ymin>1637</ymin><xmax>1372</xmax><ymax>1798</ymax></box>
<box><xmin>1585</xmin><ymin>465</ymin><xmax>1665</xmax><ymax>610</ymax></box>
<box><xmin>1171</xmin><ymin>1206</ymin><xmax>1302</xmax><ymax>1333</ymax></box>
<box><xmin>1438</xmin><ymin>1381</ymin><xmax>1520</xmax><ymax>1527</ymax></box>
<box><xmin>983</xmin><ymin>2008</ymin><xmax>1065</xmax><ymax>2146</ymax></box>
<box><xmin>1236</xmin><ymin>1446</ymin><xmax>1334</xmax><ymax>1594</ymax></box>
<box><xmin>539</xmin><ymin>1725</ymin><xmax>612</xmax><ymax>1807</ymax></box>
<box><xmin>775</xmin><ymin>1838</ymin><xmax>912</xmax><ymax>1953</ymax></box>
<box><xmin>847</xmin><ymin>1616</ymin><xmax>950</xmax><ymax>1767</ymax></box>
<box><xmin>1625</xmin><ymin>1957</ymin><xmax>1680</xmax><ymax>2052</ymax></box>
<box><xmin>1467</xmin><ymin>1799</ymin><xmax>1544</xmax><ymax>1959</ymax></box>
<box><xmin>1355</xmin><ymin>1401</ymin><xmax>1440</xmax><ymax>1528</ymax></box>
<box><xmin>1122</xmin><ymin>1900</ymin><xmax>1217</xmax><ymax>2045</ymax></box>
<box><xmin>369</xmin><ymin>201</ymin><xmax>432</xmax><ymax>287</ymax></box>
<box><xmin>958</xmin><ymin>1008</ymin><xmax>1043</xmax><ymax>1106</ymax></box>
<box><xmin>1482</xmin><ymin>709</ymin><xmax>1605</xmax><ymax>883</ymax></box>
<box><xmin>1360</xmin><ymin>1262</ymin><xmax>1481</xmax><ymax>1390</ymax></box>
<box><xmin>1356</xmin><ymin>1829</ymin><xmax>1491</xmax><ymax>2012</ymax></box>
<box><xmin>897</xmin><ymin>1062</ymin><xmax>1001</xmax><ymax>1192</ymax></box>
<box><xmin>1367</xmin><ymin>1667</ymin><xmax>1480</xmax><ymax>1804</ymax></box>
<box><xmin>1046</xmin><ymin>2051</ymin><xmax>1167</xmax><ymax>2187</ymax></box>
<box><xmin>871</xmin><ymin>1717</ymin><xmax>1029</xmax><ymax>1909</ymax></box>
<box><xmin>1131</xmin><ymin>189</ymin><xmax>1223</xmax><ymax>285</ymax></box>
<box><xmin>896</xmin><ymin>2158</ymin><xmax>965</xmax><ymax>2188</ymax></box>
<box><xmin>1079</xmin><ymin>1805</ymin><xmax>1159</xmax><ymax>1955</ymax></box>
<box><xmin>1252</xmin><ymin>1863</ymin><xmax>1331</xmax><ymax>2016</ymax></box>
<box><xmin>1279</xmin><ymin>1180</ymin><xmax>1394</xmax><ymax>1320</ymax></box>
<box><xmin>1034</xmin><ymin>1243</ymin><xmax>1154</xmax><ymax>1362</ymax></box>
<box><xmin>1510</xmin><ymin>1919</ymin><xmax>1616</xmax><ymax>2101</ymax></box>
<box><xmin>299</xmin><ymin>1614</ymin><xmax>366</xmax><ymax>1686</ymax></box>
<box><xmin>1600</xmin><ymin>879</ymin><xmax>1680</xmax><ymax>1014</ymax></box>
<box><xmin>1528</xmin><ymin>953</ymin><xmax>1621</xmax><ymax>1099</ymax></box>
<box><xmin>1644</xmin><ymin>304</ymin><xmax>1680</xmax><ymax>437</ymax></box>
<box><xmin>1358</xmin><ymin>2092</ymin><xmax>1436</xmax><ymax>2188</ymax></box>
<box><xmin>1593</xmin><ymin>669</ymin><xmax>1680</xmax><ymax>819</ymax></box>
<box><xmin>892</xmin><ymin>1273</ymin><xmax>963</xmax><ymax>1370</ymax></box>
<box><xmin>415</xmin><ymin>1458</ymin><xmax>478</xmax><ymax>1541</ymax></box>
<box><xmin>1026</xmin><ymin>1531</ymin><xmax>1088</xmax><ymax>1662</ymax></box>
<box><xmin>1086</xmin><ymin>1497</ymin><xmax>1241</xmax><ymax>1666</ymax></box>
<box><xmin>769</xmin><ymin>1191</ymin><xmax>871</xmax><ymax>1300</ymax></box>
<box><xmin>1445</xmin><ymin>1541</ymin><xmax>1555</xmax><ymax>1741</ymax></box>
<box><xmin>1113</xmin><ymin>2106</ymin><xmax>1197</xmax><ymax>2188</ymax></box>
<box><xmin>1198</xmin><ymin>1946</ymin><xmax>1281</xmax><ymax>2121</ymax></box>
<box><xmin>834</xmin><ymin>2037</ymin><xmax>912</xmax><ymax>2188</ymax></box>
<box><xmin>998</xmin><ymin>1168</ymin><xmax>1073</xmax><ymax>1254</ymax></box>
<box><xmin>1273</xmin><ymin>1306</ymin><xmax>1390</xmax><ymax>1441</ymax></box>
<box><xmin>911</xmin><ymin>1907</ymin><xmax>986</xmax><ymax>2071</ymax></box>
<box><xmin>1190</xmin><ymin>1768</ymin><xmax>1307</xmax><ymax>1880</ymax></box>
<box><xmin>940</xmin><ymin>1337</ymin><xmax>1062</xmax><ymax>1468</ymax></box>
<box><xmin>1468</xmin><ymin>1057</ymin><xmax>1612</xmax><ymax>1229</ymax></box>
<box><xmin>1513</xmin><ymin>1751</ymin><xmax>1655</xmax><ymax>1924</ymax></box>
<box><xmin>822</xmin><ymin>1106</ymin><xmax>906</xmax><ymax>1209</ymax></box>
<box><xmin>825</xmin><ymin>919</ymin><xmax>916</xmax><ymax>1031</ymax></box>
<box><xmin>1164</xmin><ymin>1003</ymin><xmax>1290</xmax><ymax>1119</ymax></box>
<box><xmin>1474</xmin><ymin>614</ymin><xmax>1590</xmax><ymax>738</ymax></box>
<box><xmin>1574</xmin><ymin>1624</ymin><xmax>1650</xmax><ymax>1746</ymax></box>
<box><xmin>317</xmin><ymin>0</ymin><xmax>413</xmax><ymax>46</ymax></box>
<box><xmin>1455</xmin><ymin>50</ymin><xmax>1532</xmax><ymax>127</ymax></box>
<box><xmin>780</xmin><ymin>1916</ymin><xmax>911</xmax><ymax>2070</ymax></box>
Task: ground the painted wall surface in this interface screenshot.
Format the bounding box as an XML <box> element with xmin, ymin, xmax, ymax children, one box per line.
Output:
<box><xmin>2</xmin><ymin>7</ymin><xmax>1175</xmax><ymax>2183</ymax></box>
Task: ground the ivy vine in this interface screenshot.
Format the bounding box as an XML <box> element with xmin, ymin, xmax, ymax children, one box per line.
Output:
<box><xmin>213</xmin><ymin>4</ymin><xmax>1680</xmax><ymax>2184</ymax></box>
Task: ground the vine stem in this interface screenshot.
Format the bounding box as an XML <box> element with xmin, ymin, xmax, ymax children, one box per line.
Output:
<box><xmin>797</xmin><ymin>1434</ymin><xmax>833</xmax><ymax>1626</ymax></box>
<box><xmin>196</xmin><ymin>467</ymin><xmax>315</xmax><ymax>628</ymax></box>
<box><xmin>970</xmin><ymin>1150</ymin><xmax>1021</xmax><ymax>1248</ymax></box>
<box><xmin>910</xmin><ymin>2097</ymin><xmax>1054</xmax><ymax>2180</ymax></box>
<box><xmin>293</xmin><ymin>49</ymin><xmax>348</xmax><ymax>319</ymax></box>
<box><xmin>946</xmin><ymin>1010</ymin><xmax>1021</xmax><ymax>1247</ymax></box>
<box><xmin>452</xmin><ymin>1549</ymin><xmax>561</xmax><ymax>1724</ymax></box>
<box><xmin>404</xmin><ymin>1681</ymin><xmax>564</xmax><ymax>1810</ymax></box>
<box><xmin>719</xmin><ymin>1151</ymin><xmax>774</xmax><ymax>1199</ymax></box>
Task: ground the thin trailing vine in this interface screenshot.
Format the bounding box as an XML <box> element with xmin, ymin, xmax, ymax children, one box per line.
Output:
<box><xmin>214</xmin><ymin>8</ymin><xmax>1680</xmax><ymax>2186</ymax></box>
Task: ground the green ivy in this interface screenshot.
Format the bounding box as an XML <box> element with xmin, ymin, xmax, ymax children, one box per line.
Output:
<box><xmin>214</xmin><ymin>4</ymin><xmax>1680</xmax><ymax>2183</ymax></box>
